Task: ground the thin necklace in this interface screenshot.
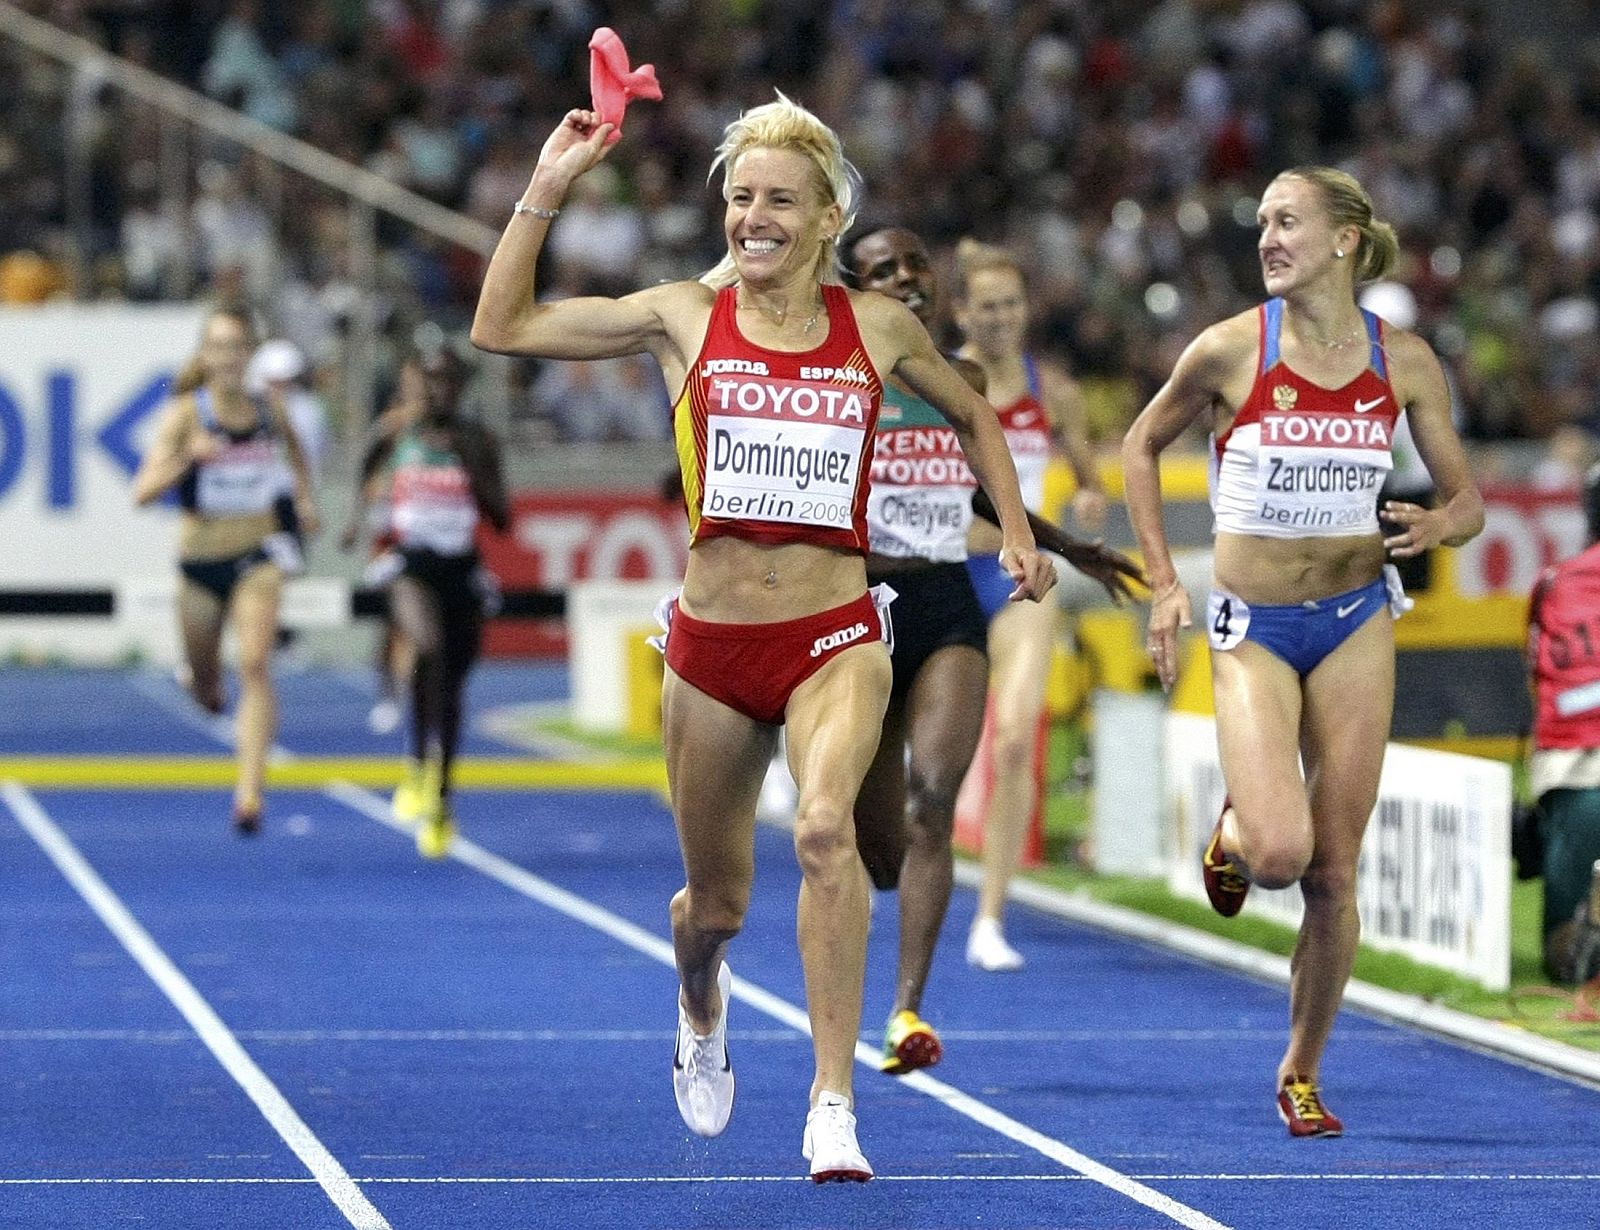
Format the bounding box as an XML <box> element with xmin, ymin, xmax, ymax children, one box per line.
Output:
<box><xmin>738</xmin><ymin>290</ymin><xmax>821</xmax><ymax>334</ymax></box>
<box><xmin>1311</xmin><ymin>323</ymin><xmax>1363</xmax><ymax>351</ymax></box>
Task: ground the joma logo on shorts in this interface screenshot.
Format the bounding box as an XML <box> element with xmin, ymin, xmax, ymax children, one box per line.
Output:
<box><xmin>810</xmin><ymin>621</ymin><xmax>871</xmax><ymax>657</ymax></box>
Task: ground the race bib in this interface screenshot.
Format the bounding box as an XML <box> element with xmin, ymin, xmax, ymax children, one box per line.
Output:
<box><xmin>867</xmin><ymin>425</ymin><xmax>974</xmax><ymax>560</ymax></box>
<box><xmin>1207</xmin><ymin>588</ymin><xmax>1251</xmax><ymax>652</ymax></box>
<box><xmin>702</xmin><ymin>373</ymin><xmax>868</xmax><ymax>529</ymax></box>
<box><xmin>196</xmin><ymin>439</ymin><xmax>278</xmax><ymax>517</ymax></box>
<box><xmin>1254</xmin><ymin>405</ymin><xmax>1393</xmax><ymax>533</ymax></box>
<box><xmin>392</xmin><ymin>465</ymin><xmax>478</xmax><ymax>554</ymax></box>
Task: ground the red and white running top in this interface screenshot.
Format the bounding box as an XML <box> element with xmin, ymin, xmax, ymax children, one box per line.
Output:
<box><xmin>992</xmin><ymin>354</ymin><xmax>1053</xmax><ymax>513</ymax></box>
<box><xmin>1210</xmin><ymin>298</ymin><xmax>1400</xmax><ymax>538</ymax></box>
<box><xmin>672</xmin><ymin>283</ymin><xmax>884</xmax><ymax>552</ymax></box>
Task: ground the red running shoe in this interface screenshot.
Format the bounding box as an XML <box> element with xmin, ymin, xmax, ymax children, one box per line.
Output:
<box><xmin>1278</xmin><ymin>1076</ymin><xmax>1344</xmax><ymax>1137</ymax></box>
<box><xmin>1201</xmin><ymin>798</ymin><xmax>1249</xmax><ymax>917</ymax></box>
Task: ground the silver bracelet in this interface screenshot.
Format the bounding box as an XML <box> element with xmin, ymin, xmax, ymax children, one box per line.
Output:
<box><xmin>512</xmin><ymin>201</ymin><xmax>561</xmax><ymax>220</ymax></box>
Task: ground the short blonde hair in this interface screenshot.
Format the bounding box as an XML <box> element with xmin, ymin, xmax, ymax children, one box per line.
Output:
<box><xmin>700</xmin><ymin>92</ymin><xmax>862</xmax><ymax>289</ymax></box>
<box><xmin>1274</xmin><ymin>166</ymin><xmax>1400</xmax><ymax>284</ymax></box>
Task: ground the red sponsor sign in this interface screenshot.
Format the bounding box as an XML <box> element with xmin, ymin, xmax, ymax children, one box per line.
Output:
<box><xmin>479</xmin><ymin>490</ymin><xmax>688</xmax><ymax>657</ymax></box>
<box><xmin>1454</xmin><ymin>484</ymin><xmax>1586</xmax><ymax>598</ymax></box>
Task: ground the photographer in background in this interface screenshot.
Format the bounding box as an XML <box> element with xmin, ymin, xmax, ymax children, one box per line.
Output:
<box><xmin>1524</xmin><ymin>462</ymin><xmax>1600</xmax><ymax>985</ymax></box>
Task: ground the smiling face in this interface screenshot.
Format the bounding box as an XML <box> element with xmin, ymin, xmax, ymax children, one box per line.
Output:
<box><xmin>1257</xmin><ymin>175</ymin><xmax>1355</xmax><ymax>297</ymax></box>
<box><xmin>724</xmin><ymin>146</ymin><xmax>842</xmax><ymax>289</ymax></box>
<box><xmin>849</xmin><ymin>228</ymin><xmax>937</xmax><ymax>324</ymax></box>
<box><xmin>954</xmin><ymin>264</ymin><xmax>1028</xmax><ymax>358</ymax></box>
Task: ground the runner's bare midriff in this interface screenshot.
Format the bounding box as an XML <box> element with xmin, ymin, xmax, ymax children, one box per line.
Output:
<box><xmin>1213</xmin><ymin>531</ymin><xmax>1384</xmax><ymax>605</ymax></box>
<box><xmin>679</xmin><ymin>536</ymin><xmax>869</xmax><ymax>624</ymax></box>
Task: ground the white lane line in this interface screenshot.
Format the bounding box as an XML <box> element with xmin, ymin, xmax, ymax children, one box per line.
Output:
<box><xmin>5</xmin><ymin>1172</ymin><xmax>1598</xmax><ymax>1186</ymax></box>
<box><xmin>2</xmin><ymin>782</ymin><xmax>390</xmax><ymax>1230</ymax></box>
<box><xmin>327</xmin><ymin>780</ymin><xmax>1229</xmax><ymax>1230</ymax></box>
<box><xmin>7</xmin><ymin>1026</ymin><xmax>1405</xmax><ymax>1044</ymax></box>
<box><xmin>0</xmin><ymin>1028</ymin><xmax>800</xmax><ymax>1043</ymax></box>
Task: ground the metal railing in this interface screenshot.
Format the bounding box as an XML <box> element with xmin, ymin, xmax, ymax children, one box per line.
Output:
<box><xmin>0</xmin><ymin>2</ymin><xmax>503</xmax><ymax>427</ymax></box>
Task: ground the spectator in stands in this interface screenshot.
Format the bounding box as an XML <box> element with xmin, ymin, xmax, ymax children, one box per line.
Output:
<box><xmin>1525</xmin><ymin>463</ymin><xmax>1600</xmax><ymax>986</ymax></box>
<box><xmin>546</xmin><ymin>162</ymin><xmax>646</xmax><ymax>295</ymax></box>
<box><xmin>532</xmin><ymin>353</ymin><xmax>669</xmax><ymax>444</ymax></box>
<box><xmin>201</xmin><ymin>0</ymin><xmax>297</xmax><ymax>131</ymax></box>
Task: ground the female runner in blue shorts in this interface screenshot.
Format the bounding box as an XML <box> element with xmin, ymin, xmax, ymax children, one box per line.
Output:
<box><xmin>1123</xmin><ymin>166</ymin><xmax>1483</xmax><ymax>1136</ymax></box>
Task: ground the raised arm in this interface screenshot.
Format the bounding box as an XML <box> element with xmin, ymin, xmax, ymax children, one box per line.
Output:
<box><xmin>874</xmin><ymin>296</ymin><xmax>1054</xmax><ymax>602</ymax></box>
<box><xmin>1381</xmin><ymin>330</ymin><xmax>1484</xmax><ymax>557</ymax></box>
<box><xmin>470</xmin><ymin>109</ymin><xmax>676</xmax><ymax>363</ymax></box>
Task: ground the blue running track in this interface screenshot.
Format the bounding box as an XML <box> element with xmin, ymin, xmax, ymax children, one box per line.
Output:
<box><xmin>2</xmin><ymin>667</ymin><xmax>1596</xmax><ymax>1229</ymax></box>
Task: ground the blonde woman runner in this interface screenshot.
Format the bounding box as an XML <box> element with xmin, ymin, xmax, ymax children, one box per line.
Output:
<box><xmin>953</xmin><ymin>240</ymin><xmax>1107</xmax><ymax>971</ymax></box>
<box><xmin>1123</xmin><ymin>166</ymin><xmax>1482</xmax><ymax>1135</ymax></box>
<box><xmin>472</xmin><ymin>97</ymin><xmax>1053</xmax><ymax>1180</ymax></box>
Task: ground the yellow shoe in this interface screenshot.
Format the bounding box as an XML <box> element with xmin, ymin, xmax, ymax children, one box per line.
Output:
<box><xmin>392</xmin><ymin>761</ymin><xmax>440</xmax><ymax>823</ymax></box>
<box><xmin>880</xmin><ymin>1009</ymin><xmax>942</xmax><ymax>1075</ymax></box>
<box><xmin>416</xmin><ymin>801</ymin><xmax>456</xmax><ymax>860</ymax></box>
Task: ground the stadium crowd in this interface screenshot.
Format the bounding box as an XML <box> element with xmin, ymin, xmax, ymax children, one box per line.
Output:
<box><xmin>3</xmin><ymin>0</ymin><xmax>1599</xmax><ymax>461</ymax></box>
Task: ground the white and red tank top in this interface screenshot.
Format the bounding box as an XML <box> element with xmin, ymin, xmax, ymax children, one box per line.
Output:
<box><xmin>993</xmin><ymin>355</ymin><xmax>1052</xmax><ymax>512</ymax></box>
<box><xmin>673</xmin><ymin>283</ymin><xmax>883</xmax><ymax>552</ymax></box>
<box><xmin>866</xmin><ymin>382</ymin><xmax>975</xmax><ymax>561</ymax></box>
<box><xmin>1210</xmin><ymin>299</ymin><xmax>1399</xmax><ymax>538</ymax></box>
<box><xmin>389</xmin><ymin>428</ymin><xmax>478</xmax><ymax>555</ymax></box>
<box><xmin>1530</xmin><ymin>543</ymin><xmax>1600</xmax><ymax>750</ymax></box>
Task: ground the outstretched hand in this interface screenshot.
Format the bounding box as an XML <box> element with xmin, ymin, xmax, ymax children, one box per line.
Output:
<box><xmin>972</xmin><ymin>488</ymin><xmax>1147</xmax><ymax>606</ymax></box>
<box><xmin>1382</xmin><ymin>499</ymin><xmax>1446</xmax><ymax>558</ymax></box>
<box><xmin>534</xmin><ymin>110</ymin><xmax>616</xmax><ymax>186</ymax></box>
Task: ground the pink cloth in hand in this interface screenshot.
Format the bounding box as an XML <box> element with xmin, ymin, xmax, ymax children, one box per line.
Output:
<box><xmin>588</xmin><ymin>27</ymin><xmax>663</xmax><ymax>146</ymax></box>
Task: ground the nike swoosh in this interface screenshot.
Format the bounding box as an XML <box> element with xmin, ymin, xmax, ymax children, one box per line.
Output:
<box><xmin>674</xmin><ymin>1033</ymin><xmax>731</xmax><ymax>1072</ymax></box>
<box><xmin>1354</xmin><ymin>396</ymin><xmax>1385</xmax><ymax>413</ymax></box>
<box><xmin>1335</xmin><ymin>599</ymin><xmax>1364</xmax><ymax>618</ymax></box>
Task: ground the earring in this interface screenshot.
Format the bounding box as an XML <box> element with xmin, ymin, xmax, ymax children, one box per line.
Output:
<box><xmin>1334</xmin><ymin>248</ymin><xmax>1345</xmax><ymax>258</ymax></box>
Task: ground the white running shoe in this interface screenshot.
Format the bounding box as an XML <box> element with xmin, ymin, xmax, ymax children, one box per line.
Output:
<box><xmin>672</xmin><ymin>959</ymin><xmax>735</xmax><ymax>1137</ymax></box>
<box><xmin>367</xmin><ymin>698</ymin><xmax>402</xmax><ymax>735</ymax></box>
<box><xmin>802</xmin><ymin>1091</ymin><xmax>873</xmax><ymax>1183</ymax></box>
<box><xmin>966</xmin><ymin>916</ymin><xmax>1024</xmax><ymax>971</ymax></box>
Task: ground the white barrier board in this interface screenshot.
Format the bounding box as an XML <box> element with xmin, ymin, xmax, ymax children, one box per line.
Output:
<box><xmin>566</xmin><ymin>579</ymin><xmax>668</xmax><ymax>732</ymax></box>
<box><xmin>0</xmin><ymin>305</ymin><xmax>205</xmax><ymax>661</ymax></box>
<box><xmin>1163</xmin><ymin>712</ymin><xmax>1512</xmax><ymax>990</ymax></box>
